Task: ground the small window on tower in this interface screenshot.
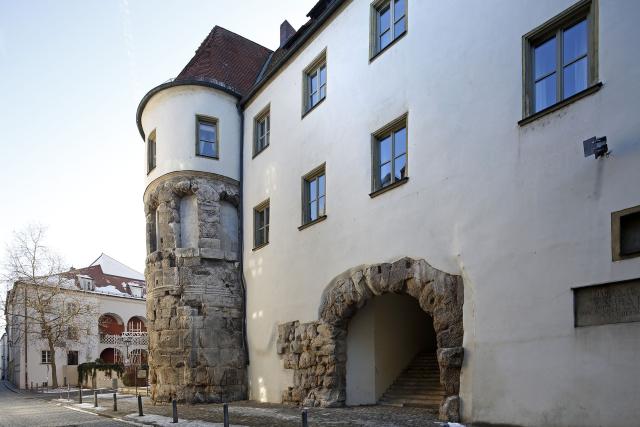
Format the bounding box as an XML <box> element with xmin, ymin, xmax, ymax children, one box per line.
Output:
<box><xmin>196</xmin><ymin>115</ymin><xmax>218</xmax><ymax>159</ymax></box>
<box><xmin>147</xmin><ymin>129</ymin><xmax>156</xmax><ymax>174</ymax></box>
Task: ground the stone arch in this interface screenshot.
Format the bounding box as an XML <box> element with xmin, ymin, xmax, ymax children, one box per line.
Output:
<box><xmin>277</xmin><ymin>257</ymin><xmax>464</xmax><ymax>422</ymax></box>
<box><xmin>100</xmin><ymin>348</ymin><xmax>124</xmax><ymax>364</ymax></box>
<box><xmin>127</xmin><ymin>316</ymin><xmax>147</xmax><ymax>333</ymax></box>
<box><xmin>99</xmin><ymin>313</ymin><xmax>124</xmax><ymax>336</ymax></box>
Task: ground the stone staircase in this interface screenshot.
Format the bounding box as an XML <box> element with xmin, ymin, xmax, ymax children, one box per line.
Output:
<box><xmin>378</xmin><ymin>351</ymin><xmax>445</xmax><ymax>409</ymax></box>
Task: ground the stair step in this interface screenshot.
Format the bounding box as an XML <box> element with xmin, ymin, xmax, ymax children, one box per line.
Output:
<box><xmin>378</xmin><ymin>350</ymin><xmax>446</xmax><ymax>408</ymax></box>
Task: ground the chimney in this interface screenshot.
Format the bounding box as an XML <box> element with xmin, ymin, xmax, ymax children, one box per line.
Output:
<box><xmin>280</xmin><ymin>20</ymin><xmax>296</xmax><ymax>48</ymax></box>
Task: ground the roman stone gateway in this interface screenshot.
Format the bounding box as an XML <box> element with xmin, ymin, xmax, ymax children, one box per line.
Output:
<box><xmin>276</xmin><ymin>257</ymin><xmax>464</xmax><ymax>422</ymax></box>
<box><xmin>144</xmin><ymin>171</ymin><xmax>246</xmax><ymax>403</ymax></box>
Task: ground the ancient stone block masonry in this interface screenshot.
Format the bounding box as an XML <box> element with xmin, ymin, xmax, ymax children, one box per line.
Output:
<box><xmin>144</xmin><ymin>171</ymin><xmax>246</xmax><ymax>403</ymax></box>
<box><xmin>277</xmin><ymin>257</ymin><xmax>464</xmax><ymax>422</ymax></box>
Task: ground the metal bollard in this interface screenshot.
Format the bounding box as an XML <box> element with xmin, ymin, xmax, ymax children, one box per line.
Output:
<box><xmin>113</xmin><ymin>393</ymin><xmax>117</xmax><ymax>412</ymax></box>
<box><xmin>94</xmin><ymin>391</ymin><xmax>98</xmax><ymax>407</ymax></box>
<box><xmin>67</xmin><ymin>385</ymin><xmax>70</xmax><ymax>401</ymax></box>
<box><xmin>172</xmin><ymin>399</ymin><xmax>178</xmax><ymax>423</ymax></box>
<box><xmin>30</xmin><ymin>382</ymin><xmax>33</xmax><ymax>390</ymax></box>
<box><xmin>302</xmin><ymin>409</ymin><xmax>308</xmax><ymax>427</ymax></box>
<box><xmin>223</xmin><ymin>403</ymin><xmax>229</xmax><ymax>427</ymax></box>
<box><xmin>79</xmin><ymin>386</ymin><xmax>83</xmax><ymax>404</ymax></box>
<box><xmin>137</xmin><ymin>394</ymin><xmax>143</xmax><ymax>416</ymax></box>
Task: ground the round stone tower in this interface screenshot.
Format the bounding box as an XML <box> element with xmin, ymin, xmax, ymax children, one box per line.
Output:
<box><xmin>137</xmin><ymin>81</ymin><xmax>246</xmax><ymax>403</ymax></box>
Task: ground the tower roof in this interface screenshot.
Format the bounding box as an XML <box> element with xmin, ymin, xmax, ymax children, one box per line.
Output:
<box><xmin>177</xmin><ymin>26</ymin><xmax>273</xmax><ymax>96</ymax></box>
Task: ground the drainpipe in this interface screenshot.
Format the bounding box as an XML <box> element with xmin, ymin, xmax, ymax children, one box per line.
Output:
<box><xmin>236</xmin><ymin>102</ymin><xmax>249</xmax><ymax>365</ymax></box>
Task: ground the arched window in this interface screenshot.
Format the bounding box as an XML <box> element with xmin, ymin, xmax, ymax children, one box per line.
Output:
<box><xmin>99</xmin><ymin>314</ymin><xmax>124</xmax><ymax>336</ymax></box>
<box><xmin>127</xmin><ymin>316</ymin><xmax>147</xmax><ymax>333</ymax></box>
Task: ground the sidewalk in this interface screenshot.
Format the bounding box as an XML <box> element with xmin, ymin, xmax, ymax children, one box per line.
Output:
<box><xmin>43</xmin><ymin>391</ymin><xmax>446</xmax><ymax>427</ymax></box>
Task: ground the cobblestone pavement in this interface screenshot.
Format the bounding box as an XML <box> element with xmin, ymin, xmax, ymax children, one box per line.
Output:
<box><xmin>40</xmin><ymin>390</ymin><xmax>444</xmax><ymax>427</ymax></box>
<box><xmin>0</xmin><ymin>382</ymin><xmax>126</xmax><ymax>427</ymax></box>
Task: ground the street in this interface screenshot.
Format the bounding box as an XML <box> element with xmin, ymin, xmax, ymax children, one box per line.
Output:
<box><xmin>0</xmin><ymin>382</ymin><xmax>128</xmax><ymax>427</ymax></box>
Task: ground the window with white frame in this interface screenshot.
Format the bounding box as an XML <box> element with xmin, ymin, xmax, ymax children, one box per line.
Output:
<box><xmin>41</xmin><ymin>350</ymin><xmax>51</xmax><ymax>364</ymax></box>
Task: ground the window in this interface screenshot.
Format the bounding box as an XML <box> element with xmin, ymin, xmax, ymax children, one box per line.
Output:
<box><xmin>301</xmin><ymin>165</ymin><xmax>326</xmax><ymax>228</ymax></box>
<box><xmin>371</xmin><ymin>0</ymin><xmax>406</xmax><ymax>57</ymax></box>
<box><xmin>41</xmin><ymin>350</ymin><xmax>51</xmax><ymax>364</ymax></box>
<box><xmin>67</xmin><ymin>351</ymin><xmax>79</xmax><ymax>366</ymax></box>
<box><xmin>612</xmin><ymin>205</ymin><xmax>640</xmax><ymax>261</ymax></box>
<box><xmin>303</xmin><ymin>52</ymin><xmax>327</xmax><ymax>114</ymax></box>
<box><xmin>523</xmin><ymin>0</ymin><xmax>597</xmax><ymax>117</ymax></box>
<box><xmin>66</xmin><ymin>326</ymin><xmax>79</xmax><ymax>340</ymax></box>
<box><xmin>254</xmin><ymin>107</ymin><xmax>270</xmax><ymax>156</ymax></box>
<box><xmin>196</xmin><ymin>116</ymin><xmax>218</xmax><ymax>158</ymax></box>
<box><xmin>253</xmin><ymin>200</ymin><xmax>270</xmax><ymax>249</ymax></box>
<box><xmin>147</xmin><ymin>130</ymin><xmax>156</xmax><ymax>174</ymax></box>
<box><xmin>371</xmin><ymin>114</ymin><xmax>408</xmax><ymax>195</ymax></box>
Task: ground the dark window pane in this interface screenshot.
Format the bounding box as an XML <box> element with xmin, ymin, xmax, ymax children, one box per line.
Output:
<box><xmin>394</xmin><ymin>17</ymin><xmax>406</xmax><ymax>37</ymax></box>
<box><xmin>380</xmin><ymin>135</ymin><xmax>392</xmax><ymax>164</ymax></box>
<box><xmin>310</xmin><ymin>200</ymin><xmax>318</xmax><ymax>221</ymax></box>
<box><xmin>620</xmin><ymin>212</ymin><xmax>640</xmax><ymax>255</ymax></box>
<box><xmin>311</xmin><ymin>92</ymin><xmax>319</xmax><ymax>107</ymax></box>
<box><xmin>534</xmin><ymin>73</ymin><xmax>557</xmax><ymax>112</ymax></box>
<box><xmin>394</xmin><ymin>127</ymin><xmax>406</xmax><ymax>155</ymax></box>
<box><xmin>563</xmin><ymin>20</ymin><xmax>587</xmax><ymax>64</ymax></box>
<box><xmin>319</xmin><ymin>66</ymin><xmax>326</xmax><ymax>86</ymax></box>
<box><xmin>394</xmin><ymin>0</ymin><xmax>404</xmax><ymax>19</ymax></box>
<box><xmin>265</xmin><ymin>207</ymin><xmax>269</xmax><ymax>224</ymax></box>
<box><xmin>199</xmin><ymin>141</ymin><xmax>216</xmax><ymax>157</ymax></box>
<box><xmin>563</xmin><ymin>56</ymin><xmax>588</xmax><ymax>98</ymax></box>
<box><xmin>394</xmin><ymin>154</ymin><xmax>406</xmax><ymax>180</ymax></box>
<box><xmin>318</xmin><ymin>195</ymin><xmax>325</xmax><ymax>216</ymax></box>
<box><xmin>380</xmin><ymin>162</ymin><xmax>392</xmax><ymax>187</ymax></box>
<box><xmin>318</xmin><ymin>174</ymin><xmax>325</xmax><ymax>197</ymax></box>
<box><xmin>534</xmin><ymin>37</ymin><xmax>556</xmax><ymax>79</ymax></box>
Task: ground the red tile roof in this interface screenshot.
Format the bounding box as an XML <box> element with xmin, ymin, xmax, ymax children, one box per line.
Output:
<box><xmin>177</xmin><ymin>26</ymin><xmax>273</xmax><ymax>96</ymax></box>
<box><xmin>67</xmin><ymin>264</ymin><xmax>146</xmax><ymax>299</ymax></box>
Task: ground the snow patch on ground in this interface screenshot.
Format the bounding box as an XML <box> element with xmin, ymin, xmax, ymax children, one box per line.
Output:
<box><xmin>125</xmin><ymin>413</ymin><xmax>247</xmax><ymax>427</ymax></box>
<box><xmin>73</xmin><ymin>402</ymin><xmax>107</xmax><ymax>411</ymax></box>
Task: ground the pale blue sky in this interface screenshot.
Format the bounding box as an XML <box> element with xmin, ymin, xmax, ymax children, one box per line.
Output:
<box><xmin>0</xmin><ymin>0</ymin><xmax>316</xmax><ymax>274</ymax></box>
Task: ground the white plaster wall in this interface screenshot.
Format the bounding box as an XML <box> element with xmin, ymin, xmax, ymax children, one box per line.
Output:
<box><xmin>140</xmin><ymin>85</ymin><xmax>241</xmax><ymax>187</ymax></box>
<box><xmin>242</xmin><ymin>0</ymin><xmax>640</xmax><ymax>425</ymax></box>
<box><xmin>345</xmin><ymin>300</ymin><xmax>375</xmax><ymax>405</ymax></box>
<box><xmin>18</xmin><ymin>293</ymin><xmax>146</xmax><ymax>388</ymax></box>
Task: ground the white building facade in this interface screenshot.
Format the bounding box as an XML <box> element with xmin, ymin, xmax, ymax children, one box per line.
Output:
<box><xmin>5</xmin><ymin>254</ymin><xmax>148</xmax><ymax>389</ymax></box>
<box><xmin>137</xmin><ymin>0</ymin><xmax>640</xmax><ymax>425</ymax></box>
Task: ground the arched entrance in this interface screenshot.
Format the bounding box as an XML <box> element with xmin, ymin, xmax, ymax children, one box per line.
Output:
<box><xmin>100</xmin><ymin>348</ymin><xmax>124</xmax><ymax>364</ymax></box>
<box><xmin>277</xmin><ymin>257</ymin><xmax>464</xmax><ymax>422</ymax></box>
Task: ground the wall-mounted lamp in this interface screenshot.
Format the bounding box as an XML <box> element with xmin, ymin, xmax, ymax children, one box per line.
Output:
<box><xmin>583</xmin><ymin>136</ymin><xmax>609</xmax><ymax>159</ymax></box>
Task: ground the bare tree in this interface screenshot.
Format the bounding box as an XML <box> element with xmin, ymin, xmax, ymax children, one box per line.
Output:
<box><xmin>3</xmin><ymin>225</ymin><xmax>96</xmax><ymax>388</ymax></box>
